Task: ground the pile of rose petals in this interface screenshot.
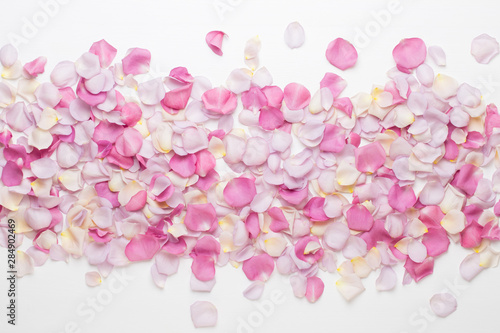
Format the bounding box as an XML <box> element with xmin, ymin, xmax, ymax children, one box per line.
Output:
<box><xmin>1</xmin><ymin>31</ymin><xmax>500</xmax><ymax>327</ymax></box>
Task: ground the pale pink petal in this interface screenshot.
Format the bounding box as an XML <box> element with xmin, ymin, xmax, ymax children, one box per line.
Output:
<box><xmin>326</xmin><ymin>38</ymin><xmax>358</xmax><ymax>70</ymax></box>
<box><xmin>290</xmin><ymin>274</ymin><xmax>307</xmax><ymax>298</ymax></box>
<box><xmin>471</xmin><ymin>33</ymin><xmax>499</xmax><ymax>64</ymax></box>
<box><xmin>138</xmin><ymin>78</ymin><xmax>165</xmax><ymax>105</ymax></box>
<box><xmin>430</xmin><ymin>293</ymin><xmax>457</xmax><ymax>318</ymax></box>
<box><xmin>5</xmin><ymin>102</ymin><xmax>32</xmax><ymax>131</ymax></box>
<box><xmin>408</xmin><ymin>239</ymin><xmax>427</xmax><ymax>263</ymax></box>
<box><xmin>24</xmin><ymin>56</ymin><xmax>47</xmax><ymax>78</ymax></box>
<box><xmin>69</xmin><ymin>98</ymin><xmax>91</xmax><ymax>121</ymax></box>
<box><xmin>124</xmin><ymin>234</ymin><xmax>160</xmax><ymax>261</ymax></box>
<box><xmin>324</xmin><ymin>222</ymin><xmax>350</xmax><ymax>251</ymax></box>
<box><xmin>242</xmin><ymin>137</ymin><xmax>269</xmax><ymax>166</ymax></box>
<box><xmin>190</xmin><ymin>301</ymin><xmax>217</xmax><ymax>328</ymax></box>
<box><xmin>85</xmin><ymin>271</ymin><xmax>102</xmax><ymax>287</ymax></box>
<box><xmin>2</xmin><ymin>161</ymin><xmax>23</xmax><ymax>186</ymax></box>
<box><xmin>75</xmin><ymin>52</ymin><xmax>100</xmax><ymax>79</ymax></box>
<box><xmin>393</xmin><ymin>38</ymin><xmax>427</xmax><ymax>73</ymax></box>
<box><xmin>25</xmin><ymin>207</ymin><xmax>52</xmax><ymax>230</ymax></box>
<box><xmin>376</xmin><ymin>266</ymin><xmax>397</xmax><ymax>291</ymax></box>
<box><xmin>151</xmin><ymin>264</ymin><xmax>168</xmax><ymax>289</ymax></box>
<box><xmin>284</xmin><ymin>22</ymin><xmax>305</xmax><ymax>49</ymax></box>
<box><xmin>223</xmin><ymin>177</ymin><xmax>257</xmax><ymax>208</ymax></box>
<box><xmin>115</xmin><ymin>128</ymin><xmax>143</xmax><ymax>157</ymax></box>
<box><xmin>35</xmin><ymin>82</ymin><xmax>61</xmax><ymax>108</ymax></box>
<box><xmin>155</xmin><ymin>251</ymin><xmax>180</xmax><ymax>276</ymax></box>
<box><xmin>419</xmin><ymin>181</ymin><xmax>445</xmax><ymax>205</ymax></box>
<box><xmin>122</xmin><ymin>48</ymin><xmax>151</xmax><ymax>75</ymax></box>
<box><xmin>17</xmin><ymin>251</ymin><xmax>34</xmax><ymax>278</ymax></box>
<box><xmin>388</xmin><ymin>185</ymin><xmax>416</xmax><ymax>212</ymax></box>
<box><xmin>242</xmin><ymin>253</ymin><xmax>274</xmax><ymax>281</ymax></box>
<box><xmin>206</xmin><ymin>31</ymin><xmax>226</xmax><ymax>56</ymax></box>
<box><xmin>190</xmin><ymin>275</ymin><xmax>216</xmax><ymax>292</ymax></box>
<box><xmin>354</xmin><ymin>141</ymin><xmax>386</xmax><ymax>173</ymax></box>
<box><xmin>346</xmin><ymin>204</ymin><xmax>374</xmax><ymax>231</ymax></box>
<box><xmin>89</xmin><ymin>39</ymin><xmax>117</xmax><ymax>68</ymax></box>
<box><xmin>91</xmin><ymin>207</ymin><xmax>113</xmax><ymax>229</ymax></box>
<box><xmin>428</xmin><ymin>45</ymin><xmax>446</xmax><ymax>66</ymax></box>
<box><xmin>51</xmin><ymin>61</ymin><xmax>78</xmax><ymax>87</ymax></box>
<box><xmin>305</xmin><ymin>276</ymin><xmax>324</xmax><ymax>303</ymax></box>
<box><xmin>243</xmin><ymin>281</ymin><xmax>265</xmax><ymax>300</ymax></box>
<box><xmin>0</xmin><ymin>44</ymin><xmax>18</xmax><ymax>67</ymax></box>
<box><xmin>284</xmin><ymin>83</ymin><xmax>310</xmax><ymax>110</ymax></box>
<box><xmin>31</xmin><ymin>157</ymin><xmax>57</xmax><ymax>179</ymax></box>
<box><xmin>201</xmin><ymin>87</ymin><xmax>237</xmax><ymax>115</ymax></box>
<box><xmin>49</xmin><ymin>244</ymin><xmax>69</xmax><ymax>262</ymax></box>
<box><xmin>459</xmin><ymin>253</ymin><xmax>483</xmax><ymax>281</ymax></box>
<box><xmin>184</xmin><ymin>203</ymin><xmax>217</xmax><ymax>232</ymax></box>
<box><xmin>336</xmin><ymin>274</ymin><xmax>365</xmax><ymax>301</ymax></box>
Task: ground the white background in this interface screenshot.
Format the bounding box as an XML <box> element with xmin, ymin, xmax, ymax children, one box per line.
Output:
<box><xmin>1</xmin><ymin>0</ymin><xmax>500</xmax><ymax>332</ymax></box>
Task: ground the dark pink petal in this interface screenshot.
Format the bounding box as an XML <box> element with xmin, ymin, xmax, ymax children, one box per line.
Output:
<box><xmin>122</xmin><ymin>48</ymin><xmax>151</xmax><ymax>75</ymax></box>
<box><xmin>268</xmin><ymin>207</ymin><xmax>289</xmax><ymax>232</ymax></box>
<box><xmin>223</xmin><ymin>177</ymin><xmax>257</xmax><ymax>208</ymax></box>
<box><xmin>404</xmin><ymin>257</ymin><xmax>434</xmax><ymax>282</ymax></box>
<box><xmin>170</xmin><ymin>154</ymin><xmax>197</xmax><ymax>178</ymax></box>
<box><xmin>450</xmin><ymin>164</ymin><xmax>482</xmax><ymax>196</ymax></box>
<box><xmin>422</xmin><ymin>227</ymin><xmax>449</xmax><ymax>257</ymax></box>
<box><xmin>388</xmin><ymin>185</ymin><xmax>417</xmax><ymax>212</ymax></box>
<box><xmin>124</xmin><ymin>234</ymin><xmax>160</xmax><ymax>261</ymax></box>
<box><xmin>201</xmin><ymin>87</ymin><xmax>237</xmax><ymax>115</ymax></box>
<box><xmin>354</xmin><ymin>141</ymin><xmax>386</xmax><ymax>173</ymax></box>
<box><xmin>24</xmin><ymin>56</ymin><xmax>47</xmax><ymax>78</ymax></box>
<box><xmin>305</xmin><ymin>276</ymin><xmax>324</xmax><ymax>303</ymax></box>
<box><xmin>392</xmin><ymin>38</ymin><xmax>427</xmax><ymax>73</ymax></box>
<box><xmin>2</xmin><ymin>161</ymin><xmax>22</xmax><ymax>186</ymax></box>
<box><xmin>184</xmin><ymin>203</ymin><xmax>217</xmax><ymax>232</ymax></box>
<box><xmin>294</xmin><ymin>236</ymin><xmax>324</xmax><ymax>264</ymax></box>
<box><xmin>284</xmin><ymin>83</ymin><xmax>311</xmax><ymax>110</ymax></box>
<box><xmin>279</xmin><ymin>187</ymin><xmax>308</xmax><ymax>205</ymax></box>
<box><xmin>205</xmin><ymin>30</ymin><xmax>226</xmax><ymax>56</ymax></box>
<box><xmin>93</xmin><ymin>121</ymin><xmax>124</xmax><ymax>143</ymax></box>
<box><xmin>463</xmin><ymin>131</ymin><xmax>485</xmax><ymax>149</ymax></box>
<box><xmin>114</xmin><ymin>127</ymin><xmax>143</xmax><ymax>157</ymax></box>
<box><xmin>191</xmin><ymin>255</ymin><xmax>215</xmax><ymax>281</ymax></box>
<box><xmin>162</xmin><ymin>84</ymin><xmax>193</xmax><ymax>110</ymax></box>
<box><xmin>125</xmin><ymin>190</ymin><xmax>147</xmax><ymax>212</ymax></box>
<box><xmin>326</xmin><ymin>38</ymin><xmax>358</xmax><ymax>70</ymax></box>
<box><xmin>460</xmin><ymin>221</ymin><xmax>483</xmax><ymax>248</ymax></box>
<box><xmin>346</xmin><ymin>204</ymin><xmax>374</xmax><ymax>231</ymax></box>
<box><xmin>319</xmin><ymin>124</ymin><xmax>345</xmax><ymax>153</ymax></box>
<box><xmin>121</xmin><ymin>102</ymin><xmax>142</xmax><ymax>127</ymax></box>
<box><xmin>303</xmin><ymin>197</ymin><xmax>329</xmax><ymax>222</ymax></box>
<box><xmin>332</xmin><ymin>97</ymin><xmax>353</xmax><ymax>117</ymax></box>
<box><xmin>89</xmin><ymin>39</ymin><xmax>117</xmax><ymax>68</ymax></box>
<box><xmin>195</xmin><ymin>150</ymin><xmax>216</xmax><ymax>177</ymax></box>
<box><xmin>242</xmin><ymin>253</ymin><xmax>275</xmax><ymax>281</ymax></box>
<box><xmin>245</xmin><ymin>212</ymin><xmax>261</xmax><ymax>239</ymax></box>
<box><xmin>259</xmin><ymin>106</ymin><xmax>285</xmax><ymax>130</ymax></box>
<box><xmin>192</xmin><ymin>236</ymin><xmax>221</xmax><ymax>258</ymax></box>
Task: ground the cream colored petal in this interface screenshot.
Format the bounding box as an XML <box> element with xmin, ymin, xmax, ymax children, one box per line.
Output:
<box><xmin>336</xmin><ymin>274</ymin><xmax>365</xmax><ymax>301</ymax></box>
<box><xmin>441</xmin><ymin>209</ymin><xmax>466</xmax><ymax>234</ymax></box>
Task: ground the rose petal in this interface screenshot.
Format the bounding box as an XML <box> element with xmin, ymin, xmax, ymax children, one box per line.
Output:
<box><xmin>326</xmin><ymin>38</ymin><xmax>358</xmax><ymax>70</ymax></box>
<box><xmin>471</xmin><ymin>33</ymin><xmax>499</xmax><ymax>64</ymax></box>
<box><xmin>430</xmin><ymin>293</ymin><xmax>457</xmax><ymax>318</ymax></box>
<box><xmin>284</xmin><ymin>22</ymin><xmax>305</xmax><ymax>49</ymax></box>
<box><xmin>206</xmin><ymin>31</ymin><xmax>226</xmax><ymax>56</ymax></box>
<box><xmin>190</xmin><ymin>301</ymin><xmax>217</xmax><ymax>328</ymax></box>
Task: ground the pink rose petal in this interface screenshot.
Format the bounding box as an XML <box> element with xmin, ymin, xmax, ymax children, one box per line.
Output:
<box><xmin>206</xmin><ymin>31</ymin><xmax>226</xmax><ymax>56</ymax></box>
<box><xmin>393</xmin><ymin>38</ymin><xmax>427</xmax><ymax>73</ymax></box>
<box><xmin>326</xmin><ymin>38</ymin><xmax>358</xmax><ymax>70</ymax></box>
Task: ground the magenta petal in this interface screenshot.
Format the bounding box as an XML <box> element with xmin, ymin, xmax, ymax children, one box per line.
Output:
<box><xmin>122</xmin><ymin>48</ymin><xmax>151</xmax><ymax>75</ymax></box>
<box><xmin>326</xmin><ymin>38</ymin><xmax>358</xmax><ymax>70</ymax></box>
<box><xmin>305</xmin><ymin>276</ymin><xmax>324</xmax><ymax>303</ymax></box>
<box><xmin>124</xmin><ymin>234</ymin><xmax>160</xmax><ymax>261</ymax></box>
<box><xmin>2</xmin><ymin>161</ymin><xmax>22</xmax><ymax>186</ymax></box>
<box><xmin>422</xmin><ymin>227</ymin><xmax>450</xmax><ymax>257</ymax></box>
<box><xmin>354</xmin><ymin>141</ymin><xmax>386</xmax><ymax>173</ymax></box>
<box><xmin>242</xmin><ymin>253</ymin><xmax>275</xmax><ymax>281</ymax></box>
<box><xmin>460</xmin><ymin>221</ymin><xmax>483</xmax><ymax>249</ymax></box>
<box><xmin>303</xmin><ymin>197</ymin><xmax>329</xmax><ymax>222</ymax></box>
<box><xmin>191</xmin><ymin>255</ymin><xmax>216</xmax><ymax>281</ymax></box>
<box><xmin>284</xmin><ymin>83</ymin><xmax>311</xmax><ymax>110</ymax></box>
<box><xmin>89</xmin><ymin>39</ymin><xmax>117</xmax><ymax>68</ymax></box>
<box><xmin>259</xmin><ymin>106</ymin><xmax>285</xmax><ymax>130</ymax></box>
<box><xmin>346</xmin><ymin>204</ymin><xmax>374</xmax><ymax>231</ymax></box>
<box><xmin>121</xmin><ymin>102</ymin><xmax>142</xmax><ymax>127</ymax></box>
<box><xmin>268</xmin><ymin>207</ymin><xmax>289</xmax><ymax>232</ymax></box>
<box><xmin>392</xmin><ymin>38</ymin><xmax>427</xmax><ymax>73</ymax></box>
<box><xmin>115</xmin><ymin>127</ymin><xmax>143</xmax><ymax>157</ymax></box>
<box><xmin>192</xmin><ymin>236</ymin><xmax>221</xmax><ymax>258</ymax></box>
<box><xmin>388</xmin><ymin>185</ymin><xmax>417</xmax><ymax>212</ymax></box>
<box><xmin>125</xmin><ymin>190</ymin><xmax>147</xmax><ymax>212</ymax></box>
<box><xmin>24</xmin><ymin>56</ymin><xmax>47</xmax><ymax>78</ymax></box>
<box><xmin>202</xmin><ymin>87</ymin><xmax>237</xmax><ymax>115</ymax></box>
<box><xmin>223</xmin><ymin>177</ymin><xmax>257</xmax><ymax>208</ymax></box>
<box><xmin>170</xmin><ymin>153</ymin><xmax>197</xmax><ymax>178</ymax></box>
<box><xmin>404</xmin><ymin>257</ymin><xmax>434</xmax><ymax>282</ymax></box>
<box><xmin>205</xmin><ymin>31</ymin><xmax>226</xmax><ymax>56</ymax></box>
<box><xmin>162</xmin><ymin>84</ymin><xmax>193</xmax><ymax>110</ymax></box>
<box><xmin>184</xmin><ymin>203</ymin><xmax>217</xmax><ymax>232</ymax></box>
